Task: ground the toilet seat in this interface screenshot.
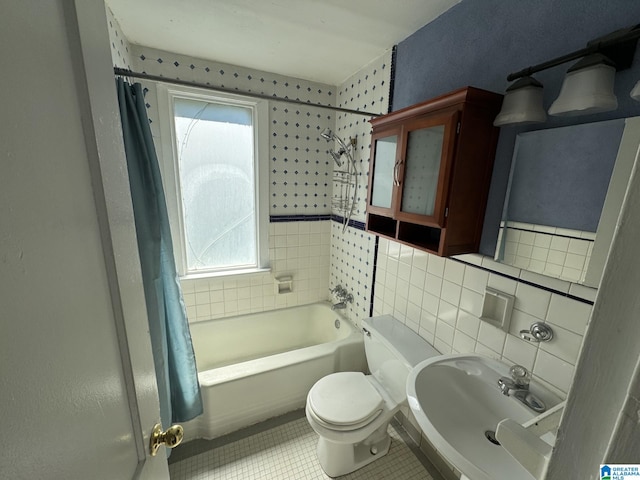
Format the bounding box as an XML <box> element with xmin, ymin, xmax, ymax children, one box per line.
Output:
<box><xmin>308</xmin><ymin>372</ymin><xmax>383</xmax><ymax>429</ymax></box>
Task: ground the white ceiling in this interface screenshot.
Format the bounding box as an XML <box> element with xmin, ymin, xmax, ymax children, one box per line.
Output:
<box><xmin>106</xmin><ymin>0</ymin><xmax>460</xmax><ymax>86</ymax></box>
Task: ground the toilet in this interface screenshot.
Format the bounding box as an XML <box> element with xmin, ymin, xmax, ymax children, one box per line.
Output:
<box><xmin>305</xmin><ymin>314</ymin><xmax>440</xmax><ymax>477</ymax></box>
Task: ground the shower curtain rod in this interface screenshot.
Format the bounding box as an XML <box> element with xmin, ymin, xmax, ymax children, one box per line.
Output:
<box><xmin>114</xmin><ymin>68</ymin><xmax>382</xmax><ymax>117</ymax></box>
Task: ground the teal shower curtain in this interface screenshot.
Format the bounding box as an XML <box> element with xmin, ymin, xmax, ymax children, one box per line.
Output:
<box><xmin>116</xmin><ymin>79</ymin><xmax>203</xmax><ymax>427</ymax></box>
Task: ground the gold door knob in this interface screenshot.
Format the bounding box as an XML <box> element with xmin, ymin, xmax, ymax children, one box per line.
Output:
<box><xmin>150</xmin><ymin>423</ymin><xmax>184</xmax><ymax>456</ymax></box>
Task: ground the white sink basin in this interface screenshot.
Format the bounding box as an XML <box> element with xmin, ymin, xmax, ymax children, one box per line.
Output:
<box><xmin>406</xmin><ymin>354</ymin><xmax>561</xmax><ymax>480</ymax></box>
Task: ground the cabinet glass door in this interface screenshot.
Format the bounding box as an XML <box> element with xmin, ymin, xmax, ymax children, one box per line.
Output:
<box><xmin>401</xmin><ymin>125</ymin><xmax>445</xmax><ymax>216</ymax></box>
<box><xmin>370</xmin><ymin>134</ymin><xmax>398</xmax><ymax>209</ymax></box>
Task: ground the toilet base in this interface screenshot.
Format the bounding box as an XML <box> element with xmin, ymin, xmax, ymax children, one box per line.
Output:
<box><xmin>315</xmin><ymin>424</ymin><xmax>391</xmax><ymax>478</ymax></box>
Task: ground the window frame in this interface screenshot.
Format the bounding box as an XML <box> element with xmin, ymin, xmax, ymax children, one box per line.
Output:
<box><xmin>156</xmin><ymin>84</ymin><xmax>269</xmax><ymax>278</ymax></box>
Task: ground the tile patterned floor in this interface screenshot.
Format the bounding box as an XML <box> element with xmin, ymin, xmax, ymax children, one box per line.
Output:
<box><xmin>169</xmin><ymin>417</ymin><xmax>438</xmax><ymax>480</ymax></box>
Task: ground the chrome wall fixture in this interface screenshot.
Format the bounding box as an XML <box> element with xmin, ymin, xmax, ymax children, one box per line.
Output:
<box><xmin>321</xmin><ymin>128</ymin><xmax>358</xmax><ymax>232</ymax></box>
<box><xmin>495</xmin><ymin>24</ymin><xmax>640</xmax><ymax>126</ymax></box>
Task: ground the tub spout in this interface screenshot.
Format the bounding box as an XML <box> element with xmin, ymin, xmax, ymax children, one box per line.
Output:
<box><xmin>332</xmin><ymin>302</ymin><xmax>347</xmax><ymax>310</ymax></box>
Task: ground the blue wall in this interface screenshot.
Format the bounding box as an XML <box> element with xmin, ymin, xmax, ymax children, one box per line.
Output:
<box><xmin>506</xmin><ymin>119</ymin><xmax>624</xmax><ymax>231</ymax></box>
<box><xmin>393</xmin><ymin>0</ymin><xmax>640</xmax><ymax>254</ymax></box>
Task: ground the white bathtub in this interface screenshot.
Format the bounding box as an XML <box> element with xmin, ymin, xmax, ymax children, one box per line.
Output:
<box><xmin>183</xmin><ymin>302</ymin><xmax>366</xmax><ymax>441</ymax></box>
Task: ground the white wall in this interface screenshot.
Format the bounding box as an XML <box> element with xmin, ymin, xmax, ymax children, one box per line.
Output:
<box><xmin>1</xmin><ymin>1</ymin><xmax>165</xmax><ymax>477</ymax></box>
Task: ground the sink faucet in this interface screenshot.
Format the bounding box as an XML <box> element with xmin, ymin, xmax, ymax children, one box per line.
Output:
<box><xmin>330</xmin><ymin>284</ymin><xmax>353</xmax><ymax>310</ymax></box>
<box><xmin>498</xmin><ymin>365</ymin><xmax>546</xmax><ymax>413</ymax></box>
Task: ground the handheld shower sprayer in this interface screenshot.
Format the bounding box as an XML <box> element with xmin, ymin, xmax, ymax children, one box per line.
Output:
<box><xmin>320</xmin><ymin>128</ymin><xmax>355</xmax><ymax>167</ymax></box>
<box><xmin>321</xmin><ymin>127</ymin><xmax>358</xmax><ymax>233</ymax></box>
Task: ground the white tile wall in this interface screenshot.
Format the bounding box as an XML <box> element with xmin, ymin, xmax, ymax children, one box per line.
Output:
<box><xmin>113</xmin><ymin>42</ymin><xmax>340</xmax><ymax>323</ymax></box>
<box><xmin>329</xmin><ymin>223</ymin><xmax>376</xmax><ymax>327</ymax></box>
<box><xmin>499</xmin><ymin>222</ymin><xmax>595</xmax><ymax>283</ymax></box>
<box><xmin>105</xmin><ymin>7</ymin><xmax>132</xmax><ymax>69</ymax></box>
<box><xmin>129</xmin><ymin>45</ymin><xmax>337</xmax><ymax>217</ymax></box>
<box><xmin>373</xmin><ymin>238</ymin><xmax>593</xmax><ymax>397</ymax></box>
<box><xmin>328</xmin><ymin>50</ymin><xmax>393</xmax><ymax>326</ymax></box>
<box><xmin>181</xmin><ymin>221</ymin><xmax>331</xmax><ymax>323</ymax></box>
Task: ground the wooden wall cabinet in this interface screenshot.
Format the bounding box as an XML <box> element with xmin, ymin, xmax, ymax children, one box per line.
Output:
<box><xmin>366</xmin><ymin>86</ymin><xmax>503</xmax><ymax>256</ymax></box>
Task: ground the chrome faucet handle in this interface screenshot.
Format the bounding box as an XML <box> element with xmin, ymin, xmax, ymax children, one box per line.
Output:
<box><xmin>520</xmin><ymin>322</ymin><xmax>554</xmax><ymax>342</ymax></box>
<box><xmin>509</xmin><ymin>365</ymin><xmax>531</xmax><ymax>388</ymax></box>
<box><xmin>497</xmin><ymin>377</ymin><xmax>516</xmax><ymax>395</ymax></box>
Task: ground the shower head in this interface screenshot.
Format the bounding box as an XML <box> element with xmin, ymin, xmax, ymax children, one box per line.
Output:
<box><xmin>320</xmin><ymin>128</ymin><xmax>333</xmax><ymax>141</ymax></box>
<box><xmin>329</xmin><ymin>149</ymin><xmax>343</xmax><ymax>167</ymax></box>
<box><xmin>321</xmin><ymin>127</ymin><xmax>356</xmax><ymax>167</ymax></box>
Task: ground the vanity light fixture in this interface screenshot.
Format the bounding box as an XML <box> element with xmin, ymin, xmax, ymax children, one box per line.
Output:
<box><xmin>495</xmin><ymin>24</ymin><xmax>640</xmax><ymax>126</ymax></box>
<box><xmin>548</xmin><ymin>54</ymin><xmax>618</xmax><ymax>116</ymax></box>
<box><xmin>493</xmin><ymin>76</ymin><xmax>546</xmax><ymax>126</ymax></box>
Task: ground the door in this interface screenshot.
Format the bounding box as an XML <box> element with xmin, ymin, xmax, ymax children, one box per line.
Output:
<box><xmin>395</xmin><ymin>111</ymin><xmax>459</xmax><ymax>227</ymax></box>
<box><xmin>1</xmin><ymin>1</ymin><xmax>170</xmax><ymax>479</ymax></box>
<box><xmin>368</xmin><ymin>126</ymin><xmax>402</xmax><ymax>216</ymax></box>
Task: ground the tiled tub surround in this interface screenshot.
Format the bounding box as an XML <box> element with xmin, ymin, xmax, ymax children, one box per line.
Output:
<box><xmin>498</xmin><ymin>221</ymin><xmax>595</xmax><ymax>283</ymax></box>
<box><xmin>182</xmin><ymin>221</ymin><xmax>331</xmax><ymax>322</ymax></box>
<box><xmin>329</xmin><ymin>221</ymin><xmax>376</xmax><ymax>328</ymax></box>
<box><xmin>128</xmin><ymin>45</ymin><xmax>337</xmax><ymax>217</ymax></box>
<box><xmin>123</xmin><ymin>46</ymin><xmax>341</xmax><ymax>320</ymax></box>
<box><xmin>328</xmin><ymin>51</ymin><xmax>393</xmax><ymax>325</ymax></box>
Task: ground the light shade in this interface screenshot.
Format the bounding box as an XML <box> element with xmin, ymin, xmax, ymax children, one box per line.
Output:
<box><xmin>548</xmin><ymin>54</ymin><xmax>618</xmax><ymax>116</ymax></box>
<box><xmin>493</xmin><ymin>76</ymin><xmax>547</xmax><ymax>126</ymax></box>
<box><xmin>631</xmin><ymin>80</ymin><xmax>640</xmax><ymax>101</ymax></box>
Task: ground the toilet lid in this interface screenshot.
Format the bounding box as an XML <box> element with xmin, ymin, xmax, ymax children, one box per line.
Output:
<box><xmin>308</xmin><ymin>372</ymin><xmax>383</xmax><ymax>426</ymax></box>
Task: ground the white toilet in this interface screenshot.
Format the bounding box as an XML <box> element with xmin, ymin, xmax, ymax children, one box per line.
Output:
<box><xmin>305</xmin><ymin>314</ymin><xmax>440</xmax><ymax>477</ymax></box>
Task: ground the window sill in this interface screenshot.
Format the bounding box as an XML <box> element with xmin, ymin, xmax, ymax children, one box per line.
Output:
<box><xmin>180</xmin><ymin>267</ymin><xmax>271</xmax><ymax>282</ymax></box>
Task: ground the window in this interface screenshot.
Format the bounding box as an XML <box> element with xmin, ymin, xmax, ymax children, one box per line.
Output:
<box><xmin>157</xmin><ymin>85</ymin><xmax>269</xmax><ymax>276</ymax></box>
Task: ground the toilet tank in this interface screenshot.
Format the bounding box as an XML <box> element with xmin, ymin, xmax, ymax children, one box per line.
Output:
<box><xmin>363</xmin><ymin>314</ymin><xmax>440</xmax><ymax>403</ymax></box>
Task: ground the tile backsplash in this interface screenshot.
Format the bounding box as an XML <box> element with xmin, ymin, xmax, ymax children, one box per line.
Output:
<box><xmin>372</xmin><ymin>237</ymin><xmax>592</xmax><ymax>397</ymax></box>
<box><xmin>498</xmin><ymin>221</ymin><xmax>595</xmax><ymax>283</ymax></box>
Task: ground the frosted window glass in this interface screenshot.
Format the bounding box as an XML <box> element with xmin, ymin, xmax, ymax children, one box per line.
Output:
<box><xmin>402</xmin><ymin>126</ymin><xmax>444</xmax><ymax>216</ymax></box>
<box><xmin>173</xmin><ymin>98</ymin><xmax>256</xmax><ymax>271</ymax></box>
<box><xmin>371</xmin><ymin>135</ymin><xmax>397</xmax><ymax>209</ymax></box>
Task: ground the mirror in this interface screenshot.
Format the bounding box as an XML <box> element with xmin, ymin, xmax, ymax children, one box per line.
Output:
<box><xmin>495</xmin><ymin>116</ymin><xmax>640</xmax><ymax>287</ymax></box>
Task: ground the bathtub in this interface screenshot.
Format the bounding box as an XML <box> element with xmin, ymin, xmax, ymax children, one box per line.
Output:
<box><xmin>183</xmin><ymin>302</ymin><xmax>366</xmax><ymax>441</ymax></box>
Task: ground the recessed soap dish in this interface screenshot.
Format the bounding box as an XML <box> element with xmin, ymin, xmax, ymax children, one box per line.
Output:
<box><xmin>274</xmin><ymin>276</ymin><xmax>293</xmax><ymax>295</ymax></box>
<box><xmin>480</xmin><ymin>287</ymin><xmax>514</xmax><ymax>332</ymax></box>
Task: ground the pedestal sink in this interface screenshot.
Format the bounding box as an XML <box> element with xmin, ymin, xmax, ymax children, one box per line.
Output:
<box><xmin>406</xmin><ymin>354</ymin><xmax>561</xmax><ymax>480</ymax></box>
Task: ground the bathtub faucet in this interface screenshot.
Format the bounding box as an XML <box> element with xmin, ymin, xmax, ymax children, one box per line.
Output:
<box><xmin>330</xmin><ymin>284</ymin><xmax>353</xmax><ymax>310</ymax></box>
